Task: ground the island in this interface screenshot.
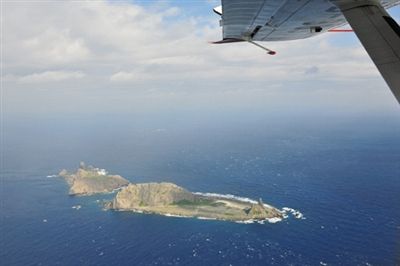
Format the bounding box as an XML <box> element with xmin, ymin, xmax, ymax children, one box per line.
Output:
<box><xmin>106</xmin><ymin>182</ymin><xmax>283</xmax><ymax>222</ymax></box>
<box><xmin>58</xmin><ymin>163</ymin><xmax>299</xmax><ymax>223</ymax></box>
<box><xmin>59</xmin><ymin>162</ymin><xmax>129</xmax><ymax>196</ymax></box>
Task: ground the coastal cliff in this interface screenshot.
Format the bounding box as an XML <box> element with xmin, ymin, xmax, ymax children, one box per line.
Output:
<box><xmin>59</xmin><ymin>162</ymin><xmax>129</xmax><ymax>196</ymax></box>
<box><xmin>112</xmin><ymin>183</ymin><xmax>195</xmax><ymax>209</ymax></box>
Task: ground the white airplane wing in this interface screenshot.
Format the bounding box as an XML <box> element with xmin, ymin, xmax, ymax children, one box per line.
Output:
<box><xmin>215</xmin><ymin>0</ymin><xmax>400</xmax><ymax>103</ymax></box>
<box><xmin>337</xmin><ymin>1</ymin><xmax>400</xmax><ymax>103</ymax></box>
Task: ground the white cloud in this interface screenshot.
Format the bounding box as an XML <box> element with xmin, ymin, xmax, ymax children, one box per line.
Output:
<box><xmin>110</xmin><ymin>71</ymin><xmax>146</xmax><ymax>82</ymax></box>
<box><xmin>18</xmin><ymin>71</ymin><xmax>85</xmax><ymax>84</ymax></box>
<box><xmin>22</xmin><ymin>29</ymin><xmax>91</xmax><ymax>64</ymax></box>
<box><xmin>163</xmin><ymin>7</ymin><xmax>181</xmax><ymax>17</ymax></box>
<box><xmin>3</xmin><ymin>0</ymin><xmax>399</xmax><ymax>114</ymax></box>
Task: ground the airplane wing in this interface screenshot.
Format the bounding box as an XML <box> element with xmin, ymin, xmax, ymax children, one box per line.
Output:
<box><xmin>337</xmin><ymin>1</ymin><xmax>400</xmax><ymax>103</ymax></box>
<box><xmin>216</xmin><ymin>0</ymin><xmax>400</xmax><ymax>103</ymax></box>
<box><xmin>220</xmin><ymin>0</ymin><xmax>348</xmax><ymax>41</ymax></box>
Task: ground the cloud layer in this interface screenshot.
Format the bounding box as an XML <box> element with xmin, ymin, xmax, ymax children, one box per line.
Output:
<box><xmin>3</xmin><ymin>0</ymin><xmax>399</xmax><ymax>114</ymax></box>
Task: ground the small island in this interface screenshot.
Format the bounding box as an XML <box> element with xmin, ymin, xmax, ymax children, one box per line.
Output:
<box><xmin>59</xmin><ymin>162</ymin><xmax>129</xmax><ymax>196</ymax></box>
<box><xmin>58</xmin><ymin>163</ymin><xmax>293</xmax><ymax>223</ymax></box>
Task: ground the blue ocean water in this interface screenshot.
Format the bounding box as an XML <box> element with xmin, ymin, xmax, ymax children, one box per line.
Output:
<box><xmin>1</xmin><ymin>113</ymin><xmax>399</xmax><ymax>265</ymax></box>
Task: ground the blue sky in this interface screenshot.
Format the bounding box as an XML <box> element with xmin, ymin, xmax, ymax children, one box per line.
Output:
<box><xmin>3</xmin><ymin>1</ymin><xmax>400</xmax><ymax>117</ymax></box>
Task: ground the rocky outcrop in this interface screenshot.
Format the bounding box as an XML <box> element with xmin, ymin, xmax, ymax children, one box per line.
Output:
<box><xmin>247</xmin><ymin>198</ymin><xmax>283</xmax><ymax>219</ymax></box>
<box><xmin>247</xmin><ymin>198</ymin><xmax>269</xmax><ymax>218</ymax></box>
<box><xmin>59</xmin><ymin>162</ymin><xmax>129</xmax><ymax>196</ymax></box>
<box><xmin>112</xmin><ymin>183</ymin><xmax>195</xmax><ymax>209</ymax></box>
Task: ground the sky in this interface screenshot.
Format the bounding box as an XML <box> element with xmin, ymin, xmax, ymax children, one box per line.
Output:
<box><xmin>2</xmin><ymin>0</ymin><xmax>400</xmax><ymax>118</ymax></box>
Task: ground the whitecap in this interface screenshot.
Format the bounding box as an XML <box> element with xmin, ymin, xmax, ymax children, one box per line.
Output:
<box><xmin>235</xmin><ymin>220</ymin><xmax>255</xmax><ymax>224</ymax></box>
<box><xmin>193</xmin><ymin>192</ymin><xmax>258</xmax><ymax>204</ymax></box>
<box><xmin>266</xmin><ymin>217</ymin><xmax>283</xmax><ymax>224</ymax></box>
<box><xmin>281</xmin><ymin>207</ymin><xmax>305</xmax><ymax>220</ymax></box>
<box><xmin>164</xmin><ymin>213</ymin><xmax>191</xmax><ymax>218</ymax></box>
<box><xmin>197</xmin><ymin>217</ymin><xmax>217</xmax><ymax>220</ymax></box>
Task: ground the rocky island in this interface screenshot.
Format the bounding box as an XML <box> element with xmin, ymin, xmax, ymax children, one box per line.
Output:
<box><xmin>58</xmin><ymin>163</ymin><xmax>295</xmax><ymax>223</ymax></box>
<box><xmin>106</xmin><ymin>182</ymin><xmax>283</xmax><ymax>222</ymax></box>
<box><xmin>59</xmin><ymin>162</ymin><xmax>129</xmax><ymax>196</ymax></box>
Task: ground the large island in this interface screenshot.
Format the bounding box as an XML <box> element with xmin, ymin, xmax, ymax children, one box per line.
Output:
<box><xmin>59</xmin><ymin>163</ymin><xmax>286</xmax><ymax>223</ymax></box>
<box><xmin>107</xmin><ymin>182</ymin><xmax>283</xmax><ymax>222</ymax></box>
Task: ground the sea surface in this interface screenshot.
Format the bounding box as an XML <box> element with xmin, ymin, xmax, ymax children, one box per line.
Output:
<box><xmin>1</xmin><ymin>113</ymin><xmax>399</xmax><ymax>265</ymax></box>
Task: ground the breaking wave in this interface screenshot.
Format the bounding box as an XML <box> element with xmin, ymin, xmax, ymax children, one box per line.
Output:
<box><xmin>281</xmin><ymin>207</ymin><xmax>305</xmax><ymax>219</ymax></box>
<box><xmin>193</xmin><ymin>192</ymin><xmax>259</xmax><ymax>204</ymax></box>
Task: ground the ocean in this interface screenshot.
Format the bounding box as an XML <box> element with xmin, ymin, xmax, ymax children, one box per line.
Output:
<box><xmin>1</xmin><ymin>113</ymin><xmax>399</xmax><ymax>265</ymax></box>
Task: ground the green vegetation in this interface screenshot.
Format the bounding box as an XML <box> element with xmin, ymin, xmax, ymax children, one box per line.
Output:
<box><xmin>173</xmin><ymin>198</ymin><xmax>218</xmax><ymax>207</ymax></box>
